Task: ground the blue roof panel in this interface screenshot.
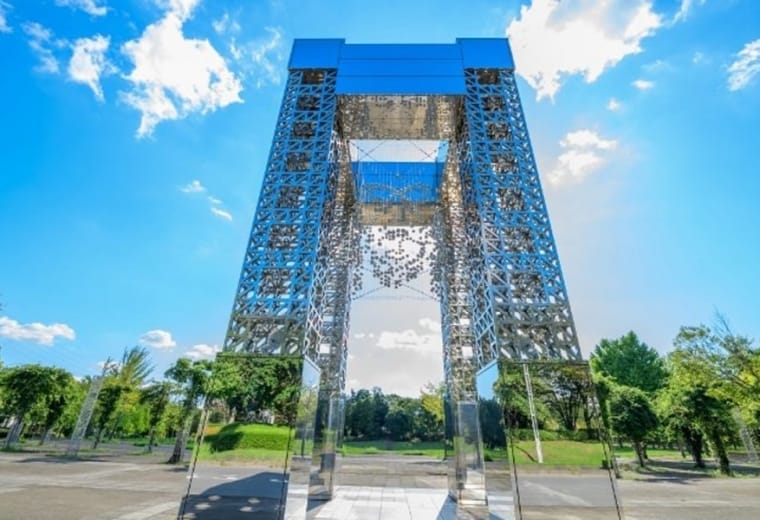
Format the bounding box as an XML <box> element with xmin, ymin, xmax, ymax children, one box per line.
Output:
<box><xmin>340</xmin><ymin>43</ymin><xmax>461</xmax><ymax>61</ymax></box>
<box><xmin>336</xmin><ymin>75</ymin><xmax>466</xmax><ymax>95</ymax></box>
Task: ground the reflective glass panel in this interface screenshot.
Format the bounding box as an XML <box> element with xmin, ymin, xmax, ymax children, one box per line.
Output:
<box><xmin>497</xmin><ymin>360</ymin><xmax>623</xmax><ymax>519</ymax></box>
<box><xmin>179</xmin><ymin>354</ymin><xmax>320</xmax><ymax>520</ymax></box>
<box><xmin>476</xmin><ymin>360</ymin><xmax>516</xmax><ymax>519</ymax></box>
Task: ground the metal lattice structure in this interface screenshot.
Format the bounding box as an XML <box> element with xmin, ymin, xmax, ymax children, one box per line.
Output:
<box><xmin>222</xmin><ymin>40</ymin><xmax>583</xmax><ymax>507</ymax></box>
<box><xmin>224</xmin><ymin>44</ymin><xmax>580</xmax><ymax>391</ymax></box>
<box><xmin>459</xmin><ymin>69</ymin><xmax>580</xmax><ymax>366</ymax></box>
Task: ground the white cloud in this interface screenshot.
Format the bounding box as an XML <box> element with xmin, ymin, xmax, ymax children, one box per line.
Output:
<box><xmin>68</xmin><ymin>35</ymin><xmax>113</xmax><ymax>101</ymax></box>
<box><xmin>210</xmin><ymin>206</ymin><xmax>232</xmax><ymax>221</ymax></box>
<box><xmin>0</xmin><ymin>316</ymin><xmax>75</xmax><ymax>346</ymax></box>
<box><xmin>121</xmin><ymin>0</ymin><xmax>242</xmax><ymax>137</ymax></box>
<box><xmin>561</xmin><ymin>129</ymin><xmax>617</xmax><ymax>150</ymax></box>
<box><xmin>673</xmin><ymin>0</ymin><xmax>705</xmax><ymax>24</ymax></box>
<box><xmin>692</xmin><ymin>51</ymin><xmax>705</xmax><ymax>64</ymax></box>
<box><xmin>727</xmin><ymin>39</ymin><xmax>760</xmax><ymax>92</ymax></box>
<box><xmin>55</xmin><ymin>0</ymin><xmax>107</xmax><ymax>16</ymax></box>
<box><xmin>180</xmin><ymin>179</ymin><xmax>206</xmax><ymax>193</ymax></box>
<box><xmin>0</xmin><ymin>1</ymin><xmax>11</xmax><ymax>33</ymax></box>
<box><xmin>632</xmin><ymin>79</ymin><xmax>654</xmax><ymax>90</ymax></box>
<box><xmin>22</xmin><ymin>22</ymin><xmax>59</xmax><ymax>74</ymax></box>
<box><xmin>185</xmin><ymin>343</ymin><xmax>220</xmax><ymax>360</ymax></box>
<box><xmin>138</xmin><ymin>329</ymin><xmax>176</xmax><ymax>350</ymax></box>
<box><xmin>181</xmin><ymin>180</ymin><xmax>232</xmax><ymax>220</ymax></box>
<box><xmin>642</xmin><ymin>59</ymin><xmax>670</xmax><ymax>73</ymax></box>
<box><xmin>376</xmin><ymin>328</ymin><xmax>442</xmax><ymax>356</ymax></box>
<box><xmin>248</xmin><ymin>27</ymin><xmax>283</xmax><ymax>88</ymax></box>
<box><xmin>549</xmin><ymin>129</ymin><xmax>618</xmax><ymax>186</ymax></box>
<box><xmin>606</xmin><ymin>98</ymin><xmax>622</xmax><ymax>111</ymax></box>
<box><xmin>228</xmin><ymin>27</ymin><xmax>285</xmax><ymax>89</ymax></box>
<box><xmin>162</xmin><ymin>0</ymin><xmax>198</xmax><ymax>21</ymax></box>
<box><xmin>212</xmin><ymin>12</ymin><xmax>240</xmax><ymax>35</ymax></box>
<box><xmin>506</xmin><ymin>0</ymin><xmax>662</xmax><ymax>100</ymax></box>
<box><xmin>418</xmin><ymin>318</ymin><xmax>441</xmax><ymax>333</ymax></box>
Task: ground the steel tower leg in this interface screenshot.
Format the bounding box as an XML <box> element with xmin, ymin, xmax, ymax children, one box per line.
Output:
<box><xmin>220</xmin><ymin>68</ymin><xmax>342</xmax><ymax>519</ymax></box>
<box><xmin>460</xmin><ymin>68</ymin><xmax>581</xmax><ymax>364</ymax></box>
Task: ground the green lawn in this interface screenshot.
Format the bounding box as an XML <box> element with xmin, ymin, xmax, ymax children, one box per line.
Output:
<box><xmin>194</xmin><ymin>442</ymin><xmax>290</xmax><ymax>466</ymax></box>
<box><xmin>194</xmin><ymin>422</ymin><xmax>296</xmax><ymax>466</ymax></box>
<box><xmin>613</xmin><ymin>446</ymin><xmax>685</xmax><ymax>460</ymax></box>
<box><xmin>341</xmin><ymin>438</ymin><xmax>614</xmax><ymax>467</ymax></box>
<box><xmin>503</xmin><ymin>439</ymin><xmax>608</xmax><ymax>466</ymax></box>
<box><xmin>342</xmin><ymin>440</ymin><xmax>445</xmax><ymax>457</ymax></box>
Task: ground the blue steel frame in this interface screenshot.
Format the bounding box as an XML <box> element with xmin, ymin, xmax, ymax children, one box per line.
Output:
<box><xmin>222</xmin><ymin>39</ymin><xmax>583</xmax><ymax>514</ymax></box>
<box><xmin>459</xmin><ymin>68</ymin><xmax>581</xmax><ymax>365</ymax></box>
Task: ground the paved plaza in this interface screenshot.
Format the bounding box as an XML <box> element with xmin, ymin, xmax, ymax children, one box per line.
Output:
<box><xmin>1</xmin><ymin>451</ymin><xmax>759</xmax><ymax>519</ymax></box>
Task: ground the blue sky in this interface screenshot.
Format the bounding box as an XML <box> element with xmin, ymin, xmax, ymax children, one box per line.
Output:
<box><xmin>0</xmin><ymin>0</ymin><xmax>759</xmax><ymax>395</ymax></box>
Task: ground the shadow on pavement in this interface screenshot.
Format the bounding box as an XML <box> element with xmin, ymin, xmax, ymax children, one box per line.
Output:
<box><xmin>178</xmin><ymin>471</ymin><xmax>284</xmax><ymax>519</ymax></box>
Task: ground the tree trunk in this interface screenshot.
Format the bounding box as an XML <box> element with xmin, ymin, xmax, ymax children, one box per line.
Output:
<box><xmin>92</xmin><ymin>428</ymin><xmax>103</xmax><ymax>449</ymax></box>
<box><xmin>167</xmin><ymin>421</ymin><xmax>187</xmax><ymax>464</ymax></box>
<box><xmin>711</xmin><ymin>433</ymin><xmax>732</xmax><ymax>476</ymax></box>
<box><xmin>689</xmin><ymin>430</ymin><xmax>706</xmax><ymax>468</ymax></box>
<box><xmin>39</xmin><ymin>427</ymin><xmax>53</xmax><ymax>446</ymax></box>
<box><xmin>633</xmin><ymin>439</ymin><xmax>646</xmax><ymax>467</ymax></box>
<box><xmin>147</xmin><ymin>426</ymin><xmax>156</xmax><ymax>453</ymax></box>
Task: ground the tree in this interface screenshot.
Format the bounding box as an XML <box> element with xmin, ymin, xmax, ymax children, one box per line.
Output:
<box><xmin>666</xmin><ymin>336</ymin><xmax>741</xmax><ymax>476</ymax></box>
<box><xmin>38</xmin><ymin>369</ymin><xmax>75</xmax><ymax>444</ymax></box>
<box><xmin>115</xmin><ymin>346</ymin><xmax>154</xmax><ymax>388</ymax></box>
<box><xmin>657</xmin><ymin>381</ymin><xmax>708</xmax><ymax>467</ymax></box>
<box><xmin>590</xmin><ymin>332</ymin><xmax>667</xmax><ymax>393</ymax></box>
<box><xmin>0</xmin><ymin>364</ymin><xmax>74</xmax><ymax>446</ymax></box>
<box><xmin>385</xmin><ymin>401</ymin><xmax>414</xmax><ymax>441</ymax></box>
<box><xmin>479</xmin><ymin>398</ymin><xmax>506</xmax><ymax>449</ymax></box>
<box><xmin>88</xmin><ymin>348</ymin><xmax>154</xmax><ymax>447</ymax></box>
<box><xmin>419</xmin><ymin>383</ymin><xmax>445</xmax><ymax>426</ymax></box>
<box><xmin>609</xmin><ymin>385</ymin><xmax>658</xmax><ymax>466</ymax></box>
<box><xmin>140</xmin><ymin>382</ymin><xmax>172</xmax><ymax>452</ymax></box>
<box><xmin>165</xmin><ymin>358</ymin><xmax>213</xmax><ymax>464</ymax></box>
<box><xmin>371</xmin><ymin>387</ymin><xmax>389</xmax><ymax>438</ymax></box>
<box><xmin>92</xmin><ymin>382</ymin><xmax>127</xmax><ymax>449</ymax></box>
<box><xmin>345</xmin><ymin>389</ymin><xmax>374</xmax><ymax>438</ymax></box>
<box><xmin>210</xmin><ymin>354</ymin><xmax>304</xmax><ymax>424</ymax></box>
<box><xmin>672</xmin><ymin>317</ymin><xmax>760</xmax><ymax>443</ymax></box>
<box><xmin>538</xmin><ymin>364</ymin><xmax>594</xmax><ymax>432</ymax></box>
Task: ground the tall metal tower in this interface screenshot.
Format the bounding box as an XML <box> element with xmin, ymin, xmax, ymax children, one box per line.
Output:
<box><xmin>225</xmin><ymin>37</ymin><xmax>580</xmax><ymax>385</ymax></box>
<box><xmin>197</xmin><ymin>39</ymin><xmax>611</xmax><ymax>520</ymax></box>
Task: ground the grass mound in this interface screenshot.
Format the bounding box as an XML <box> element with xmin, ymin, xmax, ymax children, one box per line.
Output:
<box><xmin>208</xmin><ymin>423</ymin><xmax>291</xmax><ymax>453</ymax></box>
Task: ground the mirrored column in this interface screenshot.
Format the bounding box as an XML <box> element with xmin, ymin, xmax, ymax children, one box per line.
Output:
<box><xmin>486</xmin><ymin>360</ymin><xmax>623</xmax><ymax>520</ymax></box>
<box><xmin>309</xmin><ymin>393</ymin><xmax>344</xmax><ymax>501</ymax></box>
<box><xmin>179</xmin><ymin>354</ymin><xmax>321</xmax><ymax>520</ymax></box>
<box><xmin>448</xmin><ymin>398</ymin><xmax>487</xmax><ymax>507</ymax></box>
<box><xmin>475</xmin><ymin>360</ymin><xmax>516</xmax><ymax>519</ymax></box>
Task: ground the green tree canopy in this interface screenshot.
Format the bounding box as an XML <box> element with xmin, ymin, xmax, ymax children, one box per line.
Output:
<box><xmin>609</xmin><ymin>385</ymin><xmax>658</xmax><ymax>466</ymax></box>
<box><xmin>1</xmin><ymin>364</ymin><xmax>75</xmax><ymax>445</ymax></box>
<box><xmin>590</xmin><ymin>332</ymin><xmax>667</xmax><ymax>393</ymax></box>
<box><xmin>672</xmin><ymin>317</ymin><xmax>760</xmax><ymax>438</ymax></box>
